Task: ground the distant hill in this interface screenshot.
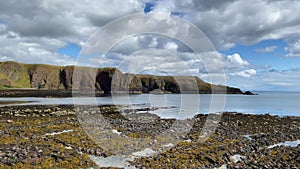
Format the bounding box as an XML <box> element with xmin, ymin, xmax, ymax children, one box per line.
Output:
<box><xmin>0</xmin><ymin>61</ymin><xmax>248</xmax><ymax>94</ymax></box>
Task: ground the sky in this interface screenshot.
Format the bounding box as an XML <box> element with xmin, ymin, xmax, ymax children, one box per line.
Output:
<box><xmin>0</xmin><ymin>0</ymin><xmax>300</xmax><ymax>91</ymax></box>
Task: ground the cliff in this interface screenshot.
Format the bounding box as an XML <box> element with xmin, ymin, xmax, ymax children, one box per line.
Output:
<box><xmin>0</xmin><ymin>61</ymin><xmax>247</xmax><ymax>94</ymax></box>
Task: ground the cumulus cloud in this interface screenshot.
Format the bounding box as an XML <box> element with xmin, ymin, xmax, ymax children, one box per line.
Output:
<box><xmin>0</xmin><ymin>0</ymin><xmax>299</xmax><ymax>90</ymax></box>
<box><xmin>164</xmin><ymin>42</ymin><xmax>178</xmax><ymax>51</ymax></box>
<box><xmin>285</xmin><ymin>39</ymin><xmax>300</xmax><ymax>57</ymax></box>
<box><xmin>231</xmin><ymin>69</ymin><xmax>256</xmax><ymax>78</ymax></box>
<box><xmin>86</xmin><ymin>34</ymin><xmax>251</xmax><ymax>83</ymax></box>
<box><xmin>227</xmin><ymin>53</ymin><xmax>249</xmax><ymax>66</ymax></box>
<box><xmin>0</xmin><ymin>0</ymin><xmax>144</xmax><ymax>38</ymax></box>
<box><xmin>1</xmin><ymin>0</ymin><xmax>300</xmax><ymax>62</ymax></box>
<box><xmin>227</xmin><ymin>68</ymin><xmax>300</xmax><ymax>91</ymax></box>
<box><xmin>150</xmin><ymin>0</ymin><xmax>300</xmax><ymax>52</ymax></box>
<box><xmin>110</xmin><ymin>34</ymin><xmax>192</xmax><ymax>57</ymax></box>
<box><xmin>0</xmin><ymin>24</ymin><xmax>75</xmax><ymax>65</ymax></box>
<box><xmin>255</xmin><ymin>46</ymin><xmax>277</xmax><ymax>53</ymax></box>
<box><xmin>94</xmin><ymin>47</ymin><xmax>252</xmax><ymax>88</ymax></box>
<box><xmin>0</xmin><ymin>0</ymin><xmax>146</xmax><ymax>65</ymax></box>
<box><xmin>103</xmin><ymin>49</ymin><xmax>196</xmax><ymax>76</ymax></box>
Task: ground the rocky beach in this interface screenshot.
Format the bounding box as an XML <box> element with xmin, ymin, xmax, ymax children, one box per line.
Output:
<box><xmin>0</xmin><ymin>104</ymin><xmax>299</xmax><ymax>168</ymax></box>
<box><xmin>1</xmin><ymin>1</ymin><xmax>300</xmax><ymax>168</ymax></box>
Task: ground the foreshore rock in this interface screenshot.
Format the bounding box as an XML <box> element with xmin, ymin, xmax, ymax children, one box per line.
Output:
<box><xmin>0</xmin><ymin>105</ymin><xmax>299</xmax><ymax>168</ymax></box>
<box><xmin>243</xmin><ymin>91</ymin><xmax>256</xmax><ymax>95</ymax></box>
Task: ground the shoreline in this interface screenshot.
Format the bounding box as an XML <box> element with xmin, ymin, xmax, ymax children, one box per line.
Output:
<box><xmin>0</xmin><ymin>101</ymin><xmax>37</xmax><ymax>105</ymax></box>
<box><xmin>0</xmin><ymin>103</ymin><xmax>299</xmax><ymax>118</ymax></box>
<box><xmin>0</xmin><ymin>89</ymin><xmax>255</xmax><ymax>98</ymax></box>
<box><xmin>0</xmin><ymin>105</ymin><xmax>299</xmax><ymax>168</ymax></box>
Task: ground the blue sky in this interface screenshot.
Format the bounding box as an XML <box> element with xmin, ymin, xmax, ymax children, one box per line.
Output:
<box><xmin>0</xmin><ymin>0</ymin><xmax>300</xmax><ymax>91</ymax></box>
<box><xmin>58</xmin><ymin>43</ymin><xmax>81</xmax><ymax>58</ymax></box>
<box><xmin>221</xmin><ymin>39</ymin><xmax>297</xmax><ymax>70</ymax></box>
<box><xmin>144</xmin><ymin>2</ymin><xmax>155</xmax><ymax>13</ymax></box>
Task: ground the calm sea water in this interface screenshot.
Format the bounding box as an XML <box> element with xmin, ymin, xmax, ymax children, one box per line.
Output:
<box><xmin>0</xmin><ymin>91</ymin><xmax>299</xmax><ymax>119</ymax></box>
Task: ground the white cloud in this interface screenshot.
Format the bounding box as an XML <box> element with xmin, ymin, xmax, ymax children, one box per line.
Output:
<box><xmin>152</xmin><ymin>0</ymin><xmax>176</xmax><ymax>13</ymax></box>
<box><xmin>255</xmin><ymin>46</ymin><xmax>277</xmax><ymax>53</ymax></box>
<box><xmin>227</xmin><ymin>53</ymin><xmax>249</xmax><ymax>66</ymax></box>
<box><xmin>164</xmin><ymin>41</ymin><xmax>178</xmax><ymax>51</ymax></box>
<box><xmin>0</xmin><ymin>28</ymin><xmax>75</xmax><ymax>65</ymax></box>
<box><xmin>285</xmin><ymin>39</ymin><xmax>300</xmax><ymax>57</ymax></box>
<box><xmin>0</xmin><ymin>1</ymin><xmax>299</xmax><ymax>91</ymax></box>
<box><xmin>0</xmin><ymin>0</ymin><xmax>145</xmax><ymax>65</ymax></box>
<box><xmin>1</xmin><ymin>0</ymin><xmax>300</xmax><ymax>63</ymax></box>
<box><xmin>227</xmin><ymin>68</ymin><xmax>300</xmax><ymax>91</ymax></box>
<box><xmin>0</xmin><ymin>0</ymin><xmax>144</xmax><ymax>38</ymax></box>
<box><xmin>150</xmin><ymin>0</ymin><xmax>300</xmax><ymax>51</ymax></box>
<box><xmin>231</xmin><ymin>69</ymin><xmax>256</xmax><ymax>78</ymax></box>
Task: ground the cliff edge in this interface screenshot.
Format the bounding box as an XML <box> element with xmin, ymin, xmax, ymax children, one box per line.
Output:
<box><xmin>0</xmin><ymin>61</ymin><xmax>250</xmax><ymax>94</ymax></box>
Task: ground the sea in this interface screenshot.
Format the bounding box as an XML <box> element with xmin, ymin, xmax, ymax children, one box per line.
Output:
<box><xmin>0</xmin><ymin>91</ymin><xmax>299</xmax><ymax>119</ymax></box>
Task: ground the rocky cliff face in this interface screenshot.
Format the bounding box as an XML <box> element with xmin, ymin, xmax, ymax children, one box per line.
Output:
<box><xmin>0</xmin><ymin>62</ymin><xmax>22</xmax><ymax>82</ymax></box>
<box><xmin>27</xmin><ymin>64</ymin><xmax>64</xmax><ymax>90</ymax></box>
<box><xmin>0</xmin><ymin>61</ymin><xmax>245</xmax><ymax>94</ymax></box>
<box><xmin>0</xmin><ymin>61</ymin><xmax>30</xmax><ymax>88</ymax></box>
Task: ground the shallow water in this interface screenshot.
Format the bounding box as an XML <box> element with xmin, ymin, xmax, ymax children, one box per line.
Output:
<box><xmin>88</xmin><ymin>148</ymin><xmax>159</xmax><ymax>168</ymax></box>
<box><xmin>88</xmin><ymin>155</ymin><xmax>135</xmax><ymax>169</ymax></box>
<box><xmin>44</xmin><ymin>130</ymin><xmax>73</xmax><ymax>136</ymax></box>
<box><xmin>0</xmin><ymin>91</ymin><xmax>299</xmax><ymax>119</ymax></box>
<box><xmin>268</xmin><ymin>140</ymin><xmax>300</xmax><ymax>149</ymax></box>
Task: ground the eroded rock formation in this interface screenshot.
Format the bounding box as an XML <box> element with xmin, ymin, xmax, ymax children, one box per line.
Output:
<box><xmin>0</xmin><ymin>61</ymin><xmax>248</xmax><ymax>94</ymax></box>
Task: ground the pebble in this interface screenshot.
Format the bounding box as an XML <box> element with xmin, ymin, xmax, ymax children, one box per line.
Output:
<box><xmin>6</xmin><ymin>119</ymin><xmax>14</xmax><ymax>123</ymax></box>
